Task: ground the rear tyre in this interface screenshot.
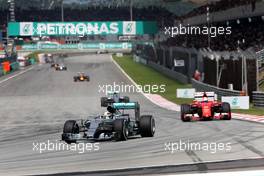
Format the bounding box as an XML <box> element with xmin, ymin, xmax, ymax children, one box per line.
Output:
<box><xmin>113</xmin><ymin>119</ymin><xmax>128</xmax><ymax>141</ymax></box>
<box><xmin>73</xmin><ymin>77</ymin><xmax>77</xmax><ymax>82</ymax></box>
<box><xmin>63</xmin><ymin>120</ymin><xmax>79</xmax><ymax>144</ymax></box>
<box><xmin>101</xmin><ymin>97</ymin><xmax>108</xmax><ymax>107</ymax></box>
<box><xmin>139</xmin><ymin>115</ymin><xmax>155</xmax><ymax>137</ymax></box>
<box><xmin>119</xmin><ymin>96</ymin><xmax>129</xmax><ymax>103</ymax></box>
<box><xmin>221</xmin><ymin>102</ymin><xmax>231</xmax><ymax>120</ymax></box>
<box><xmin>181</xmin><ymin>104</ymin><xmax>191</xmax><ymax>122</ymax></box>
<box><xmin>124</xmin><ymin>96</ymin><xmax>130</xmax><ymax>103</ymax></box>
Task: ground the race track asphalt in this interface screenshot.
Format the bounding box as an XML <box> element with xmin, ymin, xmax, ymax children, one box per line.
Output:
<box><xmin>0</xmin><ymin>54</ymin><xmax>263</xmax><ymax>176</ymax></box>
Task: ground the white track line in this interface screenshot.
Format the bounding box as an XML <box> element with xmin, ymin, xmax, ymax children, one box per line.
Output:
<box><xmin>0</xmin><ymin>66</ymin><xmax>34</xmax><ymax>84</ymax></box>
<box><xmin>166</xmin><ymin>170</ymin><xmax>264</xmax><ymax>176</ymax></box>
<box><xmin>111</xmin><ymin>55</ymin><xmax>138</xmax><ymax>86</ymax></box>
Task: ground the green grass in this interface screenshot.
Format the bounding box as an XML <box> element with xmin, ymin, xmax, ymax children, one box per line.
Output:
<box><xmin>260</xmin><ymin>84</ymin><xmax>264</xmax><ymax>92</ymax></box>
<box><xmin>232</xmin><ymin>105</ymin><xmax>264</xmax><ymax>116</ymax></box>
<box><xmin>113</xmin><ymin>54</ymin><xmax>264</xmax><ymax>116</ymax></box>
<box><xmin>113</xmin><ymin>54</ymin><xmax>192</xmax><ymax>105</ymax></box>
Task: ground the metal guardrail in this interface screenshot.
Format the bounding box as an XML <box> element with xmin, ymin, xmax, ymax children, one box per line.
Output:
<box><xmin>191</xmin><ymin>79</ymin><xmax>241</xmax><ymax>99</ymax></box>
<box><xmin>148</xmin><ymin>61</ymin><xmax>189</xmax><ymax>84</ymax></box>
<box><xmin>259</xmin><ymin>79</ymin><xmax>264</xmax><ymax>87</ymax></box>
<box><xmin>252</xmin><ymin>91</ymin><xmax>264</xmax><ymax>107</ymax></box>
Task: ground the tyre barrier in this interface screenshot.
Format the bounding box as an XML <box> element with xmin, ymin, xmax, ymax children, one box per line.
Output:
<box><xmin>1</xmin><ymin>61</ymin><xmax>10</xmax><ymax>74</ymax></box>
<box><xmin>0</xmin><ymin>62</ymin><xmax>21</xmax><ymax>77</ymax></box>
<box><xmin>252</xmin><ymin>91</ymin><xmax>264</xmax><ymax>107</ymax></box>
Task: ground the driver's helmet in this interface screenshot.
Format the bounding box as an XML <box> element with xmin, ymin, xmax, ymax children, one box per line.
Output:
<box><xmin>202</xmin><ymin>93</ymin><xmax>208</xmax><ymax>102</ymax></box>
<box><xmin>104</xmin><ymin>111</ymin><xmax>111</xmax><ymax>119</ymax></box>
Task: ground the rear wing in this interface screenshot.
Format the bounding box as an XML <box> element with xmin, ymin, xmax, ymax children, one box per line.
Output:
<box><xmin>112</xmin><ymin>102</ymin><xmax>140</xmax><ymax>121</ymax></box>
<box><xmin>106</xmin><ymin>91</ymin><xmax>120</xmax><ymax>95</ymax></box>
<box><xmin>113</xmin><ymin>102</ymin><xmax>139</xmax><ymax>110</ymax></box>
<box><xmin>194</xmin><ymin>92</ymin><xmax>217</xmax><ymax>101</ymax></box>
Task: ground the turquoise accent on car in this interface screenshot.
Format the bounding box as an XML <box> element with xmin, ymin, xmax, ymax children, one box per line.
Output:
<box><xmin>113</xmin><ymin>102</ymin><xmax>138</xmax><ymax>109</ymax></box>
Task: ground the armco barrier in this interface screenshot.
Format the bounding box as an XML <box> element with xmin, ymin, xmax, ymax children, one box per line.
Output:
<box><xmin>191</xmin><ymin>79</ymin><xmax>241</xmax><ymax>99</ymax></box>
<box><xmin>252</xmin><ymin>91</ymin><xmax>264</xmax><ymax>107</ymax></box>
<box><xmin>148</xmin><ymin>61</ymin><xmax>189</xmax><ymax>84</ymax></box>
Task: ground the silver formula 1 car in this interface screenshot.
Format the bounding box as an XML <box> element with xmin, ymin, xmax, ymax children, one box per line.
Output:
<box><xmin>61</xmin><ymin>102</ymin><xmax>155</xmax><ymax>143</ymax></box>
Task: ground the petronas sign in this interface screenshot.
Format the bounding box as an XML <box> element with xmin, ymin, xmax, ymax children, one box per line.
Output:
<box><xmin>8</xmin><ymin>21</ymin><xmax>157</xmax><ymax>36</ymax></box>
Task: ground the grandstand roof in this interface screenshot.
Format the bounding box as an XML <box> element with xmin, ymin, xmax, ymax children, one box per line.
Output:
<box><xmin>0</xmin><ymin>0</ymin><xmax>221</xmax><ymax>16</ymax></box>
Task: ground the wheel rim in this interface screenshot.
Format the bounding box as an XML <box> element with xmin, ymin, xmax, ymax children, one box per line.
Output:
<box><xmin>123</xmin><ymin>121</ymin><xmax>128</xmax><ymax>139</ymax></box>
<box><xmin>125</xmin><ymin>127</ymin><xmax>129</xmax><ymax>137</ymax></box>
<box><xmin>151</xmin><ymin>118</ymin><xmax>155</xmax><ymax>134</ymax></box>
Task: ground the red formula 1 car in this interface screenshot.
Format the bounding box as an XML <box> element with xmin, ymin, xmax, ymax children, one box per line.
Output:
<box><xmin>180</xmin><ymin>92</ymin><xmax>231</xmax><ymax>122</ymax></box>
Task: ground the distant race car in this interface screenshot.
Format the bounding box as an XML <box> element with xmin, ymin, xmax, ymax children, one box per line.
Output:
<box><xmin>55</xmin><ymin>64</ymin><xmax>67</xmax><ymax>71</ymax></box>
<box><xmin>73</xmin><ymin>72</ymin><xmax>90</xmax><ymax>82</ymax></box>
<box><xmin>180</xmin><ymin>92</ymin><xmax>231</xmax><ymax>122</ymax></box>
<box><xmin>61</xmin><ymin>102</ymin><xmax>155</xmax><ymax>143</ymax></box>
<box><xmin>101</xmin><ymin>91</ymin><xmax>130</xmax><ymax>107</ymax></box>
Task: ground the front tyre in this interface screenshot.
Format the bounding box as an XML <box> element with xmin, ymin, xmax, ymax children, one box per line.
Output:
<box><xmin>113</xmin><ymin>119</ymin><xmax>128</xmax><ymax>141</ymax></box>
<box><xmin>221</xmin><ymin>102</ymin><xmax>231</xmax><ymax>120</ymax></box>
<box><xmin>139</xmin><ymin>115</ymin><xmax>155</xmax><ymax>137</ymax></box>
<box><xmin>181</xmin><ymin>104</ymin><xmax>191</xmax><ymax>122</ymax></box>
<box><xmin>62</xmin><ymin>120</ymin><xmax>79</xmax><ymax>144</ymax></box>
